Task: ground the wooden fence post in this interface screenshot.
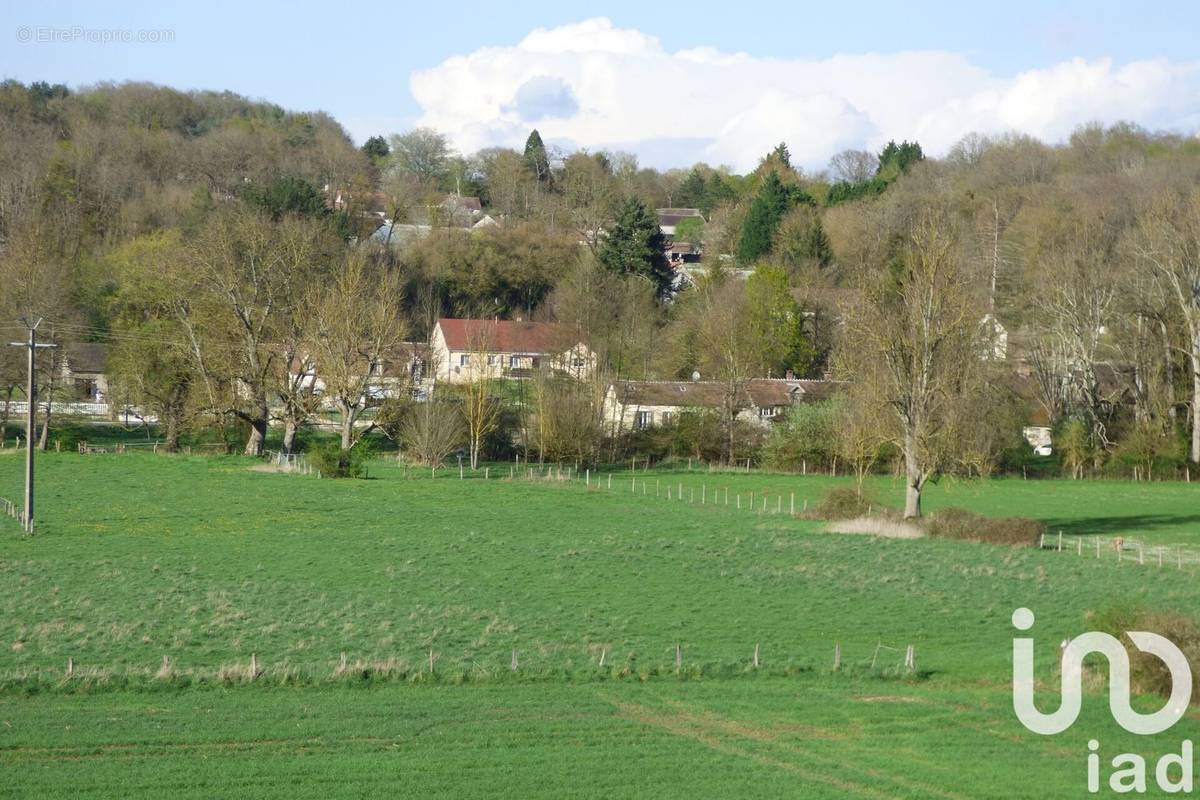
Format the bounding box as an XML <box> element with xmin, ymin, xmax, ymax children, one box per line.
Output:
<box><xmin>833</xmin><ymin>643</ymin><xmax>841</xmax><ymax>671</ymax></box>
<box><xmin>675</xmin><ymin>644</ymin><xmax>682</xmax><ymax>671</ymax></box>
<box><xmin>753</xmin><ymin>643</ymin><xmax>760</xmax><ymax>668</ymax></box>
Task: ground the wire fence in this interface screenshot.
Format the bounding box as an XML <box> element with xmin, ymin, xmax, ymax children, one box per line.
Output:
<box><xmin>1038</xmin><ymin>531</ymin><xmax>1200</xmax><ymax>569</ymax></box>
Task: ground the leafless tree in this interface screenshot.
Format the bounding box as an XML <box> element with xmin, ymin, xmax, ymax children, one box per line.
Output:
<box><xmin>837</xmin><ymin>210</ymin><xmax>985</xmax><ymax>517</ymax></box>
<box><xmin>306</xmin><ymin>249</ymin><xmax>408</xmax><ymax>450</ymax></box>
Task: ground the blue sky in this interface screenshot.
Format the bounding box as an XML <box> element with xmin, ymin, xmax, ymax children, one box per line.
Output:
<box><xmin>3</xmin><ymin>1</ymin><xmax>1199</xmax><ymax>170</ymax></box>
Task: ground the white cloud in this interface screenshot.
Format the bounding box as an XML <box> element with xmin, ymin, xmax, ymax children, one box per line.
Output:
<box><xmin>408</xmin><ymin>17</ymin><xmax>1200</xmax><ymax>172</ymax></box>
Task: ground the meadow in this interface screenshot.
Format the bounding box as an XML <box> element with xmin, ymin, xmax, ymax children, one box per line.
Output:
<box><xmin>1</xmin><ymin>450</ymin><xmax>1199</xmax><ymax>797</ymax></box>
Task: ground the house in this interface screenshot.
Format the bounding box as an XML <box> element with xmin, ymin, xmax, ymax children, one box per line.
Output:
<box><xmin>429</xmin><ymin>318</ymin><xmax>596</xmax><ymax>384</ymax></box>
<box><xmin>604</xmin><ymin>378</ymin><xmax>843</xmax><ymax>431</ymax></box>
<box><xmin>656</xmin><ymin>208</ymin><xmax>704</xmax><ymax>237</ymax></box>
<box><xmin>665</xmin><ymin>241</ymin><xmax>702</xmax><ymax>266</ymax></box>
<box><xmin>61</xmin><ymin>343</ymin><xmax>109</xmax><ymax>402</ymax></box>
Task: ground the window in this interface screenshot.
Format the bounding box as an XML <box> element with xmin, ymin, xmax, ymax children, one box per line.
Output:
<box><xmin>661</xmin><ymin>412</ymin><xmax>674</xmax><ymax>427</ymax></box>
<box><xmin>486</xmin><ymin>354</ymin><xmax>497</xmax><ymax>366</ymax></box>
<box><xmin>572</xmin><ymin>356</ymin><xmax>586</xmax><ymax>368</ymax></box>
<box><xmin>636</xmin><ymin>411</ymin><xmax>653</xmax><ymax>429</ymax></box>
<box><xmin>509</xmin><ymin>355</ymin><xmax>520</xmax><ymax>369</ymax></box>
<box><xmin>459</xmin><ymin>354</ymin><xmax>469</xmax><ymax>367</ymax></box>
<box><xmin>759</xmin><ymin>406</ymin><xmax>777</xmax><ymax>418</ymax></box>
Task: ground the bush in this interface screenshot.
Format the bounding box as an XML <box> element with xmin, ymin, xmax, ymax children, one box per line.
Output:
<box><xmin>808</xmin><ymin>486</ymin><xmax>882</xmax><ymax>520</ymax></box>
<box><xmin>1090</xmin><ymin>603</ymin><xmax>1200</xmax><ymax>704</ymax></box>
<box><xmin>308</xmin><ymin>439</ymin><xmax>373</xmax><ymax>478</ymax></box>
<box><xmin>924</xmin><ymin>507</ymin><xmax>1043</xmax><ymax>547</ymax></box>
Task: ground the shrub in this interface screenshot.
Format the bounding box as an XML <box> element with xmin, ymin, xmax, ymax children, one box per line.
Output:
<box><xmin>808</xmin><ymin>486</ymin><xmax>881</xmax><ymax>520</ymax></box>
<box><xmin>1090</xmin><ymin>603</ymin><xmax>1200</xmax><ymax>704</ymax></box>
<box><xmin>924</xmin><ymin>507</ymin><xmax>1043</xmax><ymax>547</ymax></box>
<box><xmin>308</xmin><ymin>439</ymin><xmax>373</xmax><ymax>478</ymax></box>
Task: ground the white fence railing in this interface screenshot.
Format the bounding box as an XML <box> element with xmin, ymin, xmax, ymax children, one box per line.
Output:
<box><xmin>1040</xmin><ymin>532</ymin><xmax>1200</xmax><ymax>569</ymax></box>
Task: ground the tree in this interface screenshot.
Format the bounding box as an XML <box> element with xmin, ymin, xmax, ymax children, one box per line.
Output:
<box><xmin>837</xmin><ymin>211</ymin><xmax>985</xmax><ymax>517</ymax></box>
<box><xmin>676</xmin><ymin>168</ymin><xmax>707</xmax><ymax>209</ymax></box>
<box><xmin>387</xmin><ymin>128</ymin><xmax>451</xmax><ymax>184</ymax></box>
<box><xmin>361</xmin><ymin>135</ymin><xmax>389</xmax><ymax>162</ymax></box>
<box><xmin>458</xmin><ymin>326</ymin><xmax>504</xmax><ymax>470</ymax></box>
<box><xmin>690</xmin><ymin>276</ymin><xmax>760</xmax><ymax>463</ymax></box>
<box><xmin>737</xmin><ymin>171</ymin><xmax>790</xmax><ymax>263</ymax></box>
<box><xmin>523</xmin><ymin>129</ymin><xmax>553</xmax><ymax>185</ymax></box>
<box><xmin>877</xmin><ymin>140</ymin><xmax>924</xmax><ymax>176</ymax></box>
<box><xmin>105</xmin><ymin>230</ymin><xmax>195</xmax><ymax>452</ymax></box>
<box><xmin>561</xmin><ymin>151</ymin><xmax>616</xmax><ymax>251</ymax></box>
<box><xmin>400</xmin><ymin>398</ymin><xmax>463</xmax><ymax>467</ymax></box>
<box><xmin>242</xmin><ymin>175</ymin><xmax>329</xmax><ymax>220</ymax></box>
<box><xmin>1132</xmin><ymin>187</ymin><xmax>1200</xmax><ymax>464</ymax></box>
<box><xmin>598</xmin><ymin>196</ymin><xmax>672</xmax><ymax>299</ymax></box>
<box><xmin>828</xmin><ymin>150</ymin><xmax>879</xmax><ymax>184</ymax></box>
<box><xmin>774</xmin><ymin>205</ymin><xmax>832</xmax><ymax>271</ymax></box>
<box><xmin>171</xmin><ymin>206</ymin><xmax>334</xmax><ymax>456</ymax></box>
<box><xmin>772</xmin><ymin>142</ymin><xmax>792</xmax><ymax>170</ymax></box>
<box><xmin>744</xmin><ymin>264</ymin><xmax>812</xmax><ymax>377</ymax></box>
<box><xmin>305</xmin><ymin>249</ymin><xmax>408</xmax><ymax>450</ymax></box>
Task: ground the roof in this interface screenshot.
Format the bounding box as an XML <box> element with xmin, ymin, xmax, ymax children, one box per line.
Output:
<box><xmin>63</xmin><ymin>342</ymin><xmax>107</xmax><ymax>374</ymax></box>
<box><xmin>657</xmin><ymin>208</ymin><xmax>704</xmax><ymax>227</ymax></box>
<box><xmin>435</xmin><ymin>319</ymin><xmax>581</xmax><ymax>354</ymax></box>
<box><xmin>611</xmin><ymin>379</ymin><xmax>845</xmax><ymax>409</ymax></box>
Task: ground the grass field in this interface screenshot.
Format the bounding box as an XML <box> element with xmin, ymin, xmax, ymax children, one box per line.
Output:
<box><xmin>1</xmin><ymin>451</ymin><xmax>1198</xmax><ymax>797</ymax></box>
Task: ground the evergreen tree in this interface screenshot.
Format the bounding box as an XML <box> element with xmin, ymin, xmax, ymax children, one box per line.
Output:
<box><xmin>737</xmin><ymin>171</ymin><xmax>790</xmax><ymax>263</ymax></box>
<box><xmin>361</xmin><ymin>135</ymin><xmax>389</xmax><ymax>162</ymax></box>
<box><xmin>242</xmin><ymin>175</ymin><xmax>329</xmax><ymax>220</ymax></box>
<box><xmin>772</xmin><ymin>142</ymin><xmax>792</xmax><ymax>169</ymax></box>
<box><xmin>701</xmin><ymin>173</ymin><xmax>735</xmax><ymax>217</ymax></box>
<box><xmin>599</xmin><ymin>196</ymin><xmax>672</xmax><ymax>299</ymax></box>
<box><xmin>524</xmin><ymin>129</ymin><xmax>553</xmax><ymax>184</ymax></box>
<box><xmin>676</xmin><ymin>168</ymin><xmax>707</xmax><ymax>208</ymax></box>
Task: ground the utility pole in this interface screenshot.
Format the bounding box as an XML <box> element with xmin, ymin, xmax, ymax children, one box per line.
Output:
<box><xmin>9</xmin><ymin>318</ymin><xmax>55</xmax><ymax>534</ymax></box>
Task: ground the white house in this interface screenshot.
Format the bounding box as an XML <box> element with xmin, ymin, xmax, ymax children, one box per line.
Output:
<box><xmin>429</xmin><ymin>318</ymin><xmax>595</xmax><ymax>384</ymax></box>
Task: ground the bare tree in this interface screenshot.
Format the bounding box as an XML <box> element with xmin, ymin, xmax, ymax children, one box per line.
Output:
<box><xmin>400</xmin><ymin>398</ymin><xmax>463</xmax><ymax>467</ymax></box>
<box><xmin>306</xmin><ymin>249</ymin><xmax>408</xmax><ymax>450</ymax></box>
<box><xmin>828</xmin><ymin>149</ymin><xmax>878</xmax><ymax>184</ymax></box>
<box><xmin>459</xmin><ymin>326</ymin><xmax>504</xmax><ymax>470</ymax></box>
<box><xmin>692</xmin><ymin>276</ymin><xmax>759</xmax><ymax>464</ymax></box>
<box><xmin>838</xmin><ymin>211</ymin><xmax>985</xmax><ymax>517</ymax></box>
<box><xmin>1131</xmin><ymin>187</ymin><xmax>1200</xmax><ymax>464</ymax></box>
<box><xmin>172</xmin><ymin>207</ymin><xmax>332</xmax><ymax>455</ymax></box>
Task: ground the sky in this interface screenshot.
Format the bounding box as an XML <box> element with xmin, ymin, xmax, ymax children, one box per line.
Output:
<box><xmin>2</xmin><ymin>1</ymin><xmax>1199</xmax><ymax>171</ymax></box>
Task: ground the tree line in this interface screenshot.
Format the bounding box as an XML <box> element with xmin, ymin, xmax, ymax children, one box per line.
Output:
<box><xmin>2</xmin><ymin>80</ymin><xmax>1200</xmax><ymax>516</ymax></box>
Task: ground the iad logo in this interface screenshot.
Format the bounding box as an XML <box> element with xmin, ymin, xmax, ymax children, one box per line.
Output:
<box><xmin>1012</xmin><ymin>607</ymin><xmax>1196</xmax><ymax>794</ymax></box>
<box><xmin>1012</xmin><ymin>607</ymin><xmax>1192</xmax><ymax>735</ymax></box>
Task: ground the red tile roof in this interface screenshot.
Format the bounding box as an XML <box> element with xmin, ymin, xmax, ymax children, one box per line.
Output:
<box><xmin>435</xmin><ymin>318</ymin><xmax>580</xmax><ymax>354</ymax></box>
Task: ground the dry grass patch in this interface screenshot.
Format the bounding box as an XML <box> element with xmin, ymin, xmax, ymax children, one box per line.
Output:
<box><xmin>826</xmin><ymin>517</ymin><xmax>925</xmax><ymax>540</ymax></box>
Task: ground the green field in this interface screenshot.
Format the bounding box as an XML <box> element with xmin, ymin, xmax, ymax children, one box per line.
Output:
<box><xmin>1</xmin><ymin>452</ymin><xmax>1198</xmax><ymax>797</ymax></box>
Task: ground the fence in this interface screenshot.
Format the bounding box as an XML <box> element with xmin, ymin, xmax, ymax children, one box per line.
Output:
<box><xmin>1039</xmin><ymin>531</ymin><xmax>1200</xmax><ymax>569</ymax></box>
<box><xmin>3</xmin><ymin>637</ymin><xmax>922</xmax><ymax>689</ymax></box>
<box><xmin>262</xmin><ymin>450</ymin><xmax>313</xmax><ymax>474</ymax></box>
